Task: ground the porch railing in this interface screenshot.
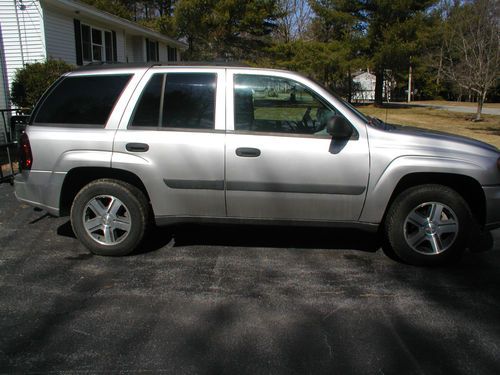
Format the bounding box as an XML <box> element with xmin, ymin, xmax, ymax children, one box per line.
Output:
<box><xmin>0</xmin><ymin>109</ymin><xmax>30</xmax><ymax>184</ymax></box>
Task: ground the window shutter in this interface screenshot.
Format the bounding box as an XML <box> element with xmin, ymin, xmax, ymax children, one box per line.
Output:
<box><xmin>156</xmin><ymin>41</ymin><xmax>159</xmax><ymax>62</ymax></box>
<box><xmin>112</xmin><ymin>31</ymin><xmax>117</xmax><ymax>62</ymax></box>
<box><xmin>74</xmin><ymin>19</ymin><xmax>83</xmax><ymax>65</ymax></box>
<box><xmin>145</xmin><ymin>38</ymin><xmax>150</xmax><ymax>61</ymax></box>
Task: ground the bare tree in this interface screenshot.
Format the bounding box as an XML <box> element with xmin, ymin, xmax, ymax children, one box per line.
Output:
<box><xmin>439</xmin><ymin>0</ymin><xmax>499</xmax><ymax>121</ymax></box>
<box><xmin>276</xmin><ymin>0</ymin><xmax>313</xmax><ymax>42</ymax></box>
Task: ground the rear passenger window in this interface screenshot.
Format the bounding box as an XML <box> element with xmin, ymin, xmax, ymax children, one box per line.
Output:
<box><xmin>130</xmin><ymin>73</ymin><xmax>216</xmax><ymax>129</ymax></box>
<box><xmin>33</xmin><ymin>75</ymin><xmax>132</xmax><ymax>126</ymax></box>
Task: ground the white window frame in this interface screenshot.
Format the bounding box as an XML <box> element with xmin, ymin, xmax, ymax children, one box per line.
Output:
<box><xmin>81</xmin><ymin>23</ymin><xmax>113</xmax><ymax>63</ymax></box>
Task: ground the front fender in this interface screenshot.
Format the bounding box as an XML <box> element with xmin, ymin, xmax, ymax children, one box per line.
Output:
<box><xmin>359</xmin><ymin>156</ymin><xmax>485</xmax><ymax>223</ymax></box>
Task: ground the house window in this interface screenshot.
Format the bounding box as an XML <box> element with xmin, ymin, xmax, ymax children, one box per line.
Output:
<box><xmin>167</xmin><ymin>46</ymin><xmax>177</xmax><ymax>62</ymax></box>
<box><xmin>146</xmin><ymin>39</ymin><xmax>159</xmax><ymax>62</ymax></box>
<box><xmin>91</xmin><ymin>28</ymin><xmax>103</xmax><ymax>61</ymax></box>
<box><xmin>80</xmin><ymin>24</ymin><xmax>113</xmax><ymax>62</ymax></box>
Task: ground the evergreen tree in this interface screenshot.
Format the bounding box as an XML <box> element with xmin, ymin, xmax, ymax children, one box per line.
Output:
<box><xmin>79</xmin><ymin>0</ymin><xmax>133</xmax><ymax>20</ymax></box>
<box><xmin>175</xmin><ymin>0</ymin><xmax>280</xmax><ymax>60</ymax></box>
<box><xmin>310</xmin><ymin>0</ymin><xmax>437</xmax><ymax>104</ymax></box>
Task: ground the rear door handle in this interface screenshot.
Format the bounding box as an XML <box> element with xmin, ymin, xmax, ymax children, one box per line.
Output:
<box><xmin>236</xmin><ymin>147</ymin><xmax>261</xmax><ymax>157</ymax></box>
<box><xmin>126</xmin><ymin>143</ymin><xmax>149</xmax><ymax>152</ymax></box>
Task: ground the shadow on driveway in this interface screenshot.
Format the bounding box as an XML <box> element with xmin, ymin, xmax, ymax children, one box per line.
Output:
<box><xmin>1</xmin><ymin>181</ymin><xmax>499</xmax><ymax>374</ymax></box>
<box><xmin>57</xmin><ymin>220</ymin><xmax>382</xmax><ymax>255</ymax></box>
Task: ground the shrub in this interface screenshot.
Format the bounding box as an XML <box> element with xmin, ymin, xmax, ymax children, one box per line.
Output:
<box><xmin>10</xmin><ymin>59</ymin><xmax>74</xmax><ymax>111</ymax></box>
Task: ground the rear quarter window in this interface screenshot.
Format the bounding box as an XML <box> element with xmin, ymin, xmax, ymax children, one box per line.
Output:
<box><xmin>32</xmin><ymin>74</ymin><xmax>132</xmax><ymax>127</ymax></box>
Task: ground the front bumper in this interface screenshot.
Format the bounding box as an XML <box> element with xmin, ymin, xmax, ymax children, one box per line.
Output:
<box><xmin>483</xmin><ymin>185</ymin><xmax>500</xmax><ymax>230</ymax></box>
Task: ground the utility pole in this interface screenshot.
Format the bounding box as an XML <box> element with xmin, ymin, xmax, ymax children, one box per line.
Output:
<box><xmin>407</xmin><ymin>61</ymin><xmax>412</xmax><ymax>103</ymax></box>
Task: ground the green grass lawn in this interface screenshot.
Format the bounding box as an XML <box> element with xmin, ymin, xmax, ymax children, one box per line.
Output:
<box><xmin>359</xmin><ymin>105</ymin><xmax>500</xmax><ymax>148</ymax></box>
<box><xmin>252</xmin><ymin>100</ymin><xmax>500</xmax><ymax>148</ymax></box>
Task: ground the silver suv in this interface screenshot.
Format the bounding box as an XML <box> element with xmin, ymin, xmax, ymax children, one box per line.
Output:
<box><xmin>15</xmin><ymin>64</ymin><xmax>500</xmax><ymax>265</ymax></box>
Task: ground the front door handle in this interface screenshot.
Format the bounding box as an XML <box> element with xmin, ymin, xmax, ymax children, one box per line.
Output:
<box><xmin>126</xmin><ymin>143</ymin><xmax>149</xmax><ymax>152</ymax></box>
<box><xmin>236</xmin><ymin>147</ymin><xmax>261</xmax><ymax>157</ymax></box>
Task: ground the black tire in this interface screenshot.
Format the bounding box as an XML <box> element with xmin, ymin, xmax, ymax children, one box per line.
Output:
<box><xmin>384</xmin><ymin>184</ymin><xmax>472</xmax><ymax>266</ymax></box>
<box><xmin>70</xmin><ymin>179</ymin><xmax>149</xmax><ymax>256</ymax></box>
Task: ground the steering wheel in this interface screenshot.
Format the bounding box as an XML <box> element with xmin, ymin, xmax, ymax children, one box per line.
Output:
<box><xmin>297</xmin><ymin>106</ymin><xmax>312</xmax><ymax>131</ymax></box>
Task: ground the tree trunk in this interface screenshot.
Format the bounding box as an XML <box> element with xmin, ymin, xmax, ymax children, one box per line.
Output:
<box><xmin>347</xmin><ymin>68</ymin><xmax>352</xmax><ymax>103</ymax></box>
<box><xmin>374</xmin><ymin>69</ymin><xmax>384</xmax><ymax>106</ymax></box>
<box><xmin>475</xmin><ymin>90</ymin><xmax>487</xmax><ymax>121</ymax></box>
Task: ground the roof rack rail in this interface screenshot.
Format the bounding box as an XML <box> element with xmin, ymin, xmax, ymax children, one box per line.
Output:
<box><xmin>75</xmin><ymin>62</ymin><xmax>158</xmax><ymax>71</ymax></box>
<box><xmin>75</xmin><ymin>61</ymin><xmax>252</xmax><ymax>71</ymax></box>
<box><xmin>155</xmin><ymin>61</ymin><xmax>252</xmax><ymax>67</ymax></box>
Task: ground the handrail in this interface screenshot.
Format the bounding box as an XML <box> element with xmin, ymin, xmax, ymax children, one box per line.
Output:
<box><xmin>0</xmin><ymin>109</ymin><xmax>30</xmax><ymax>184</ymax></box>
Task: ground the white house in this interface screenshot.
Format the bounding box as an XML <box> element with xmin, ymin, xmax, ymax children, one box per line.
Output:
<box><xmin>0</xmin><ymin>24</ymin><xmax>9</xmax><ymax>143</ymax></box>
<box><xmin>0</xmin><ymin>0</ymin><xmax>187</xmax><ymax>110</ymax></box>
<box><xmin>352</xmin><ymin>71</ymin><xmax>376</xmax><ymax>102</ymax></box>
<box><xmin>352</xmin><ymin>70</ymin><xmax>395</xmax><ymax>102</ymax></box>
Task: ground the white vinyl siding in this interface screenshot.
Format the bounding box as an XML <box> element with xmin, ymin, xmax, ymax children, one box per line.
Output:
<box><xmin>0</xmin><ymin>24</ymin><xmax>8</xmax><ymax>111</ymax></box>
<box><xmin>0</xmin><ymin>0</ymin><xmax>184</xmax><ymax>107</ymax></box>
<box><xmin>128</xmin><ymin>36</ymin><xmax>144</xmax><ymax>63</ymax></box>
<box><xmin>0</xmin><ymin>66</ymin><xmax>7</xmax><ymax>110</ymax></box>
<box><xmin>0</xmin><ymin>0</ymin><xmax>46</xmax><ymax>91</ymax></box>
<box><xmin>0</xmin><ymin>25</ymin><xmax>9</xmax><ymax>142</ymax></box>
<box><xmin>116</xmin><ymin>30</ymin><xmax>125</xmax><ymax>62</ymax></box>
<box><xmin>43</xmin><ymin>3</ymin><xmax>128</xmax><ymax>65</ymax></box>
<box><xmin>159</xmin><ymin>43</ymin><xmax>168</xmax><ymax>62</ymax></box>
<box><xmin>157</xmin><ymin>43</ymin><xmax>180</xmax><ymax>63</ymax></box>
<box><xmin>0</xmin><ymin>34</ymin><xmax>7</xmax><ymax>143</ymax></box>
<box><xmin>42</xmin><ymin>6</ymin><xmax>75</xmax><ymax>64</ymax></box>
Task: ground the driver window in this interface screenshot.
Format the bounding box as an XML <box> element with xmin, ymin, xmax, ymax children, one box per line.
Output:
<box><xmin>234</xmin><ymin>74</ymin><xmax>337</xmax><ymax>136</ymax></box>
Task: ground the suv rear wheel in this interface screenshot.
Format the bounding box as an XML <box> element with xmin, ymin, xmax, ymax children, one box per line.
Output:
<box><xmin>384</xmin><ymin>184</ymin><xmax>473</xmax><ymax>266</ymax></box>
<box><xmin>70</xmin><ymin>179</ymin><xmax>149</xmax><ymax>256</ymax></box>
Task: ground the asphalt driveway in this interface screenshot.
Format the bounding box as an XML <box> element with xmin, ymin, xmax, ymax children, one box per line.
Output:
<box><xmin>0</xmin><ymin>183</ymin><xmax>499</xmax><ymax>374</ymax></box>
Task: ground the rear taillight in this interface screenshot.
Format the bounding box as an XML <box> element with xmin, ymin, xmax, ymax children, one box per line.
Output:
<box><xmin>19</xmin><ymin>132</ymin><xmax>33</xmax><ymax>170</ymax></box>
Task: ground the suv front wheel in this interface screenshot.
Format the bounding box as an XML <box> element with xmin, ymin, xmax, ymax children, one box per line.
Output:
<box><xmin>384</xmin><ymin>184</ymin><xmax>473</xmax><ymax>266</ymax></box>
<box><xmin>70</xmin><ymin>179</ymin><xmax>150</xmax><ymax>256</ymax></box>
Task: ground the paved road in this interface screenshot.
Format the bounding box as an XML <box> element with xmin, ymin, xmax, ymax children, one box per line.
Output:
<box><xmin>393</xmin><ymin>102</ymin><xmax>500</xmax><ymax>116</ymax></box>
<box><xmin>1</xmin><ymin>183</ymin><xmax>499</xmax><ymax>374</ymax></box>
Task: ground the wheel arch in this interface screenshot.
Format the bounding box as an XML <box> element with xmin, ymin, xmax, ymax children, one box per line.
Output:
<box><xmin>60</xmin><ymin>167</ymin><xmax>152</xmax><ymax>217</ymax></box>
<box><xmin>381</xmin><ymin>172</ymin><xmax>485</xmax><ymax>227</ymax></box>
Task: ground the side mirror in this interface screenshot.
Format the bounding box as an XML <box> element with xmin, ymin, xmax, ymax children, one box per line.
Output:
<box><xmin>326</xmin><ymin>116</ymin><xmax>354</xmax><ymax>140</ymax></box>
